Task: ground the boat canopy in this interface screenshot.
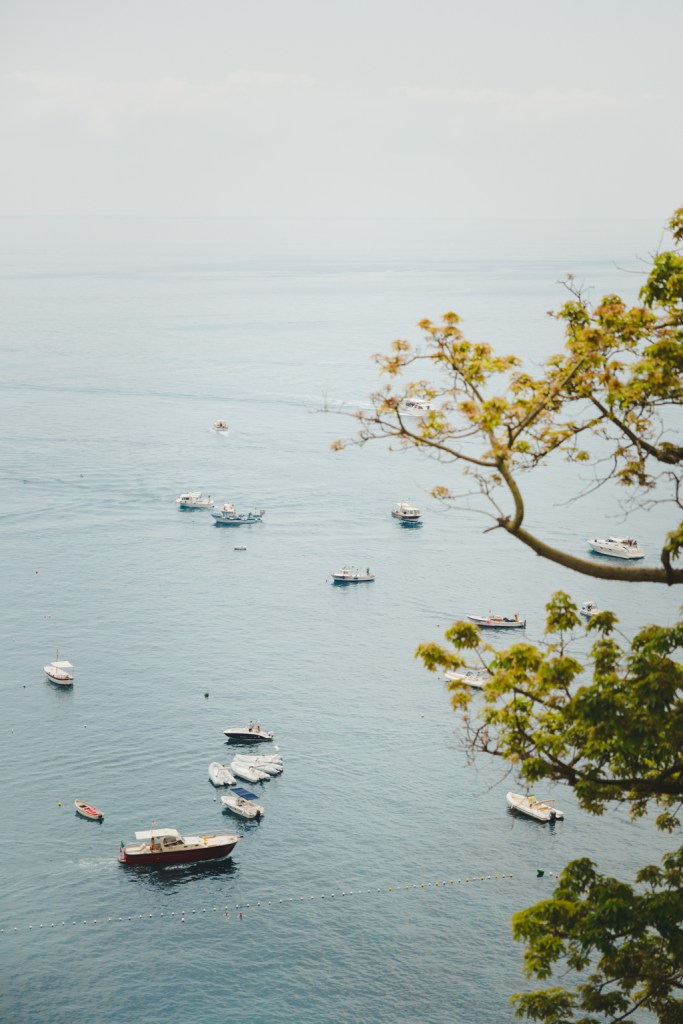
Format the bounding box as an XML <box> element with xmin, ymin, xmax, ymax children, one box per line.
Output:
<box><xmin>134</xmin><ymin>827</ymin><xmax>182</xmax><ymax>841</ymax></box>
<box><xmin>51</xmin><ymin>661</ymin><xmax>74</xmax><ymax>669</ymax></box>
<box><xmin>232</xmin><ymin>787</ymin><xmax>259</xmax><ymax>800</ymax></box>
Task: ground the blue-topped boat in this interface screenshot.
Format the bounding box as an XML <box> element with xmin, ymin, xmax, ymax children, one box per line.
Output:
<box><xmin>211</xmin><ymin>502</ymin><xmax>265</xmax><ymax>526</ymax></box>
<box><xmin>221</xmin><ymin>787</ymin><xmax>265</xmax><ymax>820</ymax></box>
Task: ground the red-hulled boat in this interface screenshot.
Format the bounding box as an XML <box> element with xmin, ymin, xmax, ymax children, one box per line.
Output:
<box><xmin>118</xmin><ymin>827</ymin><xmax>240</xmax><ymax>866</ymax></box>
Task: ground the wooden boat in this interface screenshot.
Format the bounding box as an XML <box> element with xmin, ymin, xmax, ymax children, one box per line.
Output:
<box><xmin>506</xmin><ymin>791</ymin><xmax>564</xmax><ymax>822</ymax></box>
<box><xmin>118</xmin><ymin>827</ymin><xmax>240</xmax><ymax>865</ymax></box>
<box><xmin>467</xmin><ymin>613</ymin><xmax>526</xmax><ymax>630</ymax></box>
<box><xmin>75</xmin><ymin>799</ymin><xmax>103</xmax><ymax>822</ymax></box>
<box><xmin>44</xmin><ymin>650</ymin><xmax>74</xmax><ymax>686</ymax></box>
<box><xmin>221</xmin><ymin>787</ymin><xmax>265</xmax><ymax>820</ymax></box>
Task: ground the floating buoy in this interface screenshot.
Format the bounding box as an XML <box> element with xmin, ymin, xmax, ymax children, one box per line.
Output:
<box><xmin>204</xmin><ymin>692</ymin><xmax>209</xmax><ymax>699</ymax></box>
<box><xmin>537</xmin><ymin>869</ymin><xmax>545</xmax><ymax>877</ymax></box>
<box><xmin>57</xmin><ymin>802</ymin><xmax>62</xmax><ymax>807</ymax></box>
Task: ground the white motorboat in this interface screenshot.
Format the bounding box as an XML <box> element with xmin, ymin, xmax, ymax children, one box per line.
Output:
<box><xmin>44</xmin><ymin>651</ymin><xmax>74</xmax><ymax>686</ymax></box>
<box><xmin>587</xmin><ymin>537</ymin><xmax>644</xmax><ymax>560</ymax></box>
<box><xmin>399</xmin><ymin>398</ymin><xmax>432</xmax><ymax>416</ymax></box>
<box><xmin>391</xmin><ymin>501</ymin><xmax>422</xmax><ymax>523</ymax></box>
<box><xmin>212</xmin><ymin>420</ymin><xmax>229</xmax><ymax>432</ymax></box>
<box><xmin>331</xmin><ymin>566</ymin><xmax>376</xmax><ymax>584</ymax></box>
<box><xmin>223</xmin><ymin>722</ymin><xmax>274</xmax><ymax>743</ymax></box>
<box><xmin>176</xmin><ymin>491</ymin><xmax>214</xmax><ymax>509</ymax></box>
<box><xmin>221</xmin><ymin>788</ymin><xmax>265</xmax><ymax>820</ymax></box>
<box><xmin>444</xmin><ymin>668</ymin><xmax>488</xmax><ymax>690</ymax></box>
<box><xmin>580</xmin><ymin>601</ymin><xmax>599</xmax><ymax>619</ymax></box>
<box><xmin>506</xmin><ymin>791</ymin><xmax>564</xmax><ymax>822</ymax></box>
<box><xmin>467</xmin><ymin>614</ymin><xmax>526</xmax><ymax>630</ymax></box>
<box><xmin>208</xmin><ymin>762</ymin><xmax>236</xmax><ymax>786</ymax></box>
<box><xmin>230</xmin><ymin>760</ymin><xmax>270</xmax><ymax>783</ymax></box>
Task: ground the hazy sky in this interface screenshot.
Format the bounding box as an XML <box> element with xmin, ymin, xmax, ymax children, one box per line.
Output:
<box><xmin>1</xmin><ymin>0</ymin><xmax>681</xmax><ymax>219</ymax></box>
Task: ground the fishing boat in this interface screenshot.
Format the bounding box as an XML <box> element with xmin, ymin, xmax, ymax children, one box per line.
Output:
<box><xmin>221</xmin><ymin>788</ymin><xmax>265</xmax><ymax>820</ymax></box>
<box><xmin>587</xmin><ymin>537</ymin><xmax>644</xmax><ymax>560</ymax></box>
<box><xmin>391</xmin><ymin>501</ymin><xmax>422</xmax><ymax>523</ymax></box>
<box><xmin>44</xmin><ymin>651</ymin><xmax>74</xmax><ymax>686</ymax></box>
<box><xmin>75</xmin><ymin>799</ymin><xmax>104</xmax><ymax>822</ymax></box>
<box><xmin>118</xmin><ymin>827</ymin><xmax>240</xmax><ymax>865</ymax></box>
<box><xmin>331</xmin><ymin>566</ymin><xmax>376</xmax><ymax>583</ymax></box>
<box><xmin>223</xmin><ymin>722</ymin><xmax>274</xmax><ymax>743</ymax></box>
<box><xmin>176</xmin><ymin>491</ymin><xmax>214</xmax><ymax>509</ymax></box>
<box><xmin>212</xmin><ymin>420</ymin><xmax>229</xmax><ymax>432</ymax></box>
<box><xmin>211</xmin><ymin>503</ymin><xmax>265</xmax><ymax>526</ymax></box>
<box><xmin>506</xmin><ymin>792</ymin><xmax>564</xmax><ymax>822</ymax></box>
<box><xmin>444</xmin><ymin>668</ymin><xmax>488</xmax><ymax>690</ymax></box>
<box><xmin>580</xmin><ymin>600</ymin><xmax>599</xmax><ymax>618</ymax></box>
<box><xmin>208</xmin><ymin>762</ymin><xmax>236</xmax><ymax>786</ymax></box>
<box><xmin>467</xmin><ymin>614</ymin><xmax>526</xmax><ymax>630</ymax></box>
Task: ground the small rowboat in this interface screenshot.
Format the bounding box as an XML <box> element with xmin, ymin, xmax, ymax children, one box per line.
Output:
<box><xmin>75</xmin><ymin>799</ymin><xmax>104</xmax><ymax>822</ymax></box>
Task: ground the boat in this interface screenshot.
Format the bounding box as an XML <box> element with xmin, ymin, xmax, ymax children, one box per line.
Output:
<box><xmin>399</xmin><ymin>398</ymin><xmax>432</xmax><ymax>416</ymax></box>
<box><xmin>506</xmin><ymin>791</ymin><xmax>564</xmax><ymax>822</ymax></box>
<box><xmin>444</xmin><ymin>668</ymin><xmax>488</xmax><ymax>690</ymax></box>
<box><xmin>230</xmin><ymin>761</ymin><xmax>270</xmax><ymax>783</ymax></box>
<box><xmin>331</xmin><ymin>566</ymin><xmax>376</xmax><ymax>584</ymax></box>
<box><xmin>391</xmin><ymin>501</ymin><xmax>422</xmax><ymax>523</ymax></box>
<box><xmin>580</xmin><ymin>600</ymin><xmax>599</xmax><ymax>619</ymax></box>
<box><xmin>211</xmin><ymin>503</ymin><xmax>266</xmax><ymax>526</ymax></box>
<box><xmin>587</xmin><ymin>537</ymin><xmax>644</xmax><ymax>560</ymax></box>
<box><xmin>232</xmin><ymin>757</ymin><xmax>282</xmax><ymax>776</ymax></box>
<box><xmin>176</xmin><ymin>491</ymin><xmax>214</xmax><ymax>509</ymax></box>
<box><xmin>212</xmin><ymin>420</ymin><xmax>229</xmax><ymax>432</ymax></box>
<box><xmin>223</xmin><ymin>722</ymin><xmax>274</xmax><ymax>743</ymax></box>
<box><xmin>118</xmin><ymin>827</ymin><xmax>240</xmax><ymax>866</ymax></box>
<box><xmin>467</xmin><ymin>614</ymin><xmax>526</xmax><ymax>630</ymax></box>
<box><xmin>44</xmin><ymin>651</ymin><xmax>74</xmax><ymax>686</ymax></box>
<box><xmin>75</xmin><ymin>799</ymin><xmax>104</xmax><ymax>822</ymax></box>
<box><xmin>221</xmin><ymin>788</ymin><xmax>265</xmax><ymax>820</ymax></box>
<box><xmin>208</xmin><ymin>762</ymin><xmax>236</xmax><ymax>786</ymax></box>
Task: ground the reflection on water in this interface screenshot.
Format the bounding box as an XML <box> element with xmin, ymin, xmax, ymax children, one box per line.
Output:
<box><xmin>120</xmin><ymin>856</ymin><xmax>239</xmax><ymax>892</ymax></box>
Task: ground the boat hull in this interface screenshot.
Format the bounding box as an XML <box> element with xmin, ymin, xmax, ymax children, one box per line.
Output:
<box><xmin>332</xmin><ymin>576</ymin><xmax>375</xmax><ymax>584</ymax></box>
<box><xmin>119</xmin><ymin>841</ymin><xmax>238</xmax><ymax>866</ymax></box>
<box><xmin>467</xmin><ymin>616</ymin><xmax>526</xmax><ymax>630</ymax></box>
<box><xmin>44</xmin><ymin>670</ymin><xmax>74</xmax><ymax>686</ymax></box>
<box><xmin>587</xmin><ymin>542</ymin><xmax>644</xmax><ymax>560</ymax></box>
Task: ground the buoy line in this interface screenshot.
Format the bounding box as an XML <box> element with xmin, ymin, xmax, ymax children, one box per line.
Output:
<box><xmin>0</xmin><ymin>872</ymin><xmax>515</xmax><ymax>936</ymax></box>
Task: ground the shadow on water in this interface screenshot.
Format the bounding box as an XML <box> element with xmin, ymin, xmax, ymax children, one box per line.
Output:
<box><xmin>506</xmin><ymin>807</ymin><xmax>562</xmax><ymax>831</ymax></box>
<box><xmin>120</xmin><ymin>855</ymin><xmax>239</xmax><ymax>892</ymax></box>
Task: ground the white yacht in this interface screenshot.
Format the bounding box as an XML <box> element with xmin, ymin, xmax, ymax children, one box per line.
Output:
<box><xmin>176</xmin><ymin>491</ymin><xmax>214</xmax><ymax>509</ymax></box>
<box><xmin>391</xmin><ymin>501</ymin><xmax>422</xmax><ymax>523</ymax></box>
<box><xmin>587</xmin><ymin>537</ymin><xmax>644</xmax><ymax>560</ymax></box>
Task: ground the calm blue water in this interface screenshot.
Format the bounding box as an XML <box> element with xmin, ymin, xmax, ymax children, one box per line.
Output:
<box><xmin>0</xmin><ymin>216</ymin><xmax>677</xmax><ymax>1024</ymax></box>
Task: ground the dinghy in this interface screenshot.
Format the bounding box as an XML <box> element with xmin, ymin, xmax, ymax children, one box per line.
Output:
<box><xmin>221</xmin><ymin>788</ymin><xmax>265</xmax><ymax>820</ymax></box>
<box><xmin>506</xmin><ymin>791</ymin><xmax>564</xmax><ymax>822</ymax></box>
<box><xmin>75</xmin><ymin>799</ymin><xmax>103</xmax><ymax>822</ymax></box>
<box><xmin>208</xmin><ymin>762</ymin><xmax>236</xmax><ymax>786</ymax></box>
<box><xmin>230</xmin><ymin>760</ymin><xmax>270</xmax><ymax>783</ymax></box>
<box><xmin>444</xmin><ymin>669</ymin><xmax>488</xmax><ymax>690</ymax></box>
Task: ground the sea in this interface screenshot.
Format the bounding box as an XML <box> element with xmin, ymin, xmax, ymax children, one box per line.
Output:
<box><xmin>0</xmin><ymin>215</ymin><xmax>677</xmax><ymax>1024</ymax></box>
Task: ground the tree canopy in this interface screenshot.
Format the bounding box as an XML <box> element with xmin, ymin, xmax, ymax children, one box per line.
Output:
<box><xmin>336</xmin><ymin>208</ymin><xmax>683</xmax><ymax>1022</ymax></box>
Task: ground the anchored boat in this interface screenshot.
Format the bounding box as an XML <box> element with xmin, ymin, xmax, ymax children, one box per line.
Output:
<box><xmin>506</xmin><ymin>792</ymin><xmax>564</xmax><ymax>822</ymax></box>
<box><xmin>211</xmin><ymin>503</ymin><xmax>265</xmax><ymax>526</ymax></box>
<box><xmin>75</xmin><ymin>799</ymin><xmax>103</xmax><ymax>822</ymax></box>
<box><xmin>44</xmin><ymin>651</ymin><xmax>74</xmax><ymax>686</ymax></box>
<box><xmin>331</xmin><ymin>566</ymin><xmax>375</xmax><ymax>584</ymax></box>
<box><xmin>467</xmin><ymin>614</ymin><xmax>526</xmax><ymax>630</ymax></box>
<box><xmin>176</xmin><ymin>491</ymin><xmax>214</xmax><ymax>509</ymax></box>
<box><xmin>587</xmin><ymin>537</ymin><xmax>644</xmax><ymax>560</ymax></box>
<box><xmin>221</xmin><ymin>788</ymin><xmax>265</xmax><ymax>820</ymax></box>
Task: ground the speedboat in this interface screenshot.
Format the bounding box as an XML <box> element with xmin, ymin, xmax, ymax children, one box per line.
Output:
<box><xmin>176</xmin><ymin>491</ymin><xmax>214</xmax><ymax>509</ymax></box>
<box><xmin>230</xmin><ymin>760</ymin><xmax>270</xmax><ymax>783</ymax></box>
<box><xmin>391</xmin><ymin>501</ymin><xmax>422</xmax><ymax>523</ymax></box>
<box><xmin>467</xmin><ymin>614</ymin><xmax>526</xmax><ymax>630</ymax></box>
<box><xmin>580</xmin><ymin>601</ymin><xmax>599</xmax><ymax>619</ymax></box>
<box><xmin>208</xmin><ymin>762</ymin><xmax>236</xmax><ymax>786</ymax></box>
<box><xmin>221</xmin><ymin>788</ymin><xmax>265</xmax><ymax>820</ymax></box>
<box><xmin>211</xmin><ymin>503</ymin><xmax>265</xmax><ymax>526</ymax></box>
<box><xmin>44</xmin><ymin>651</ymin><xmax>74</xmax><ymax>686</ymax></box>
<box><xmin>118</xmin><ymin>827</ymin><xmax>240</xmax><ymax>865</ymax></box>
<box><xmin>587</xmin><ymin>537</ymin><xmax>644</xmax><ymax>560</ymax></box>
<box><xmin>75</xmin><ymin>799</ymin><xmax>103</xmax><ymax>822</ymax></box>
<box><xmin>399</xmin><ymin>398</ymin><xmax>432</xmax><ymax>416</ymax></box>
<box><xmin>223</xmin><ymin>722</ymin><xmax>274</xmax><ymax>743</ymax></box>
<box><xmin>506</xmin><ymin>792</ymin><xmax>564</xmax><ymax>822</ymax></box>
<box><xmin>444</xmin><ymin>668</ymin><xmax>488</xmax><ymax>690</ymax></box>
<box><xmin>212</xmin><ymin>420</ymin><xmax>229</xmax><ymax>432</ymax></box>
<box><xmin>331</xmin><ymin>566</ymin><xmax>375</xmax><ymax>584</ymax></box>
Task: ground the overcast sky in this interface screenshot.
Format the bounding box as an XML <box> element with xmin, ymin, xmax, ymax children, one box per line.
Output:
<box><xmin>1</xmin><ymin>0</ymin><xmax>681</xmax><ymax>219</ymax></box>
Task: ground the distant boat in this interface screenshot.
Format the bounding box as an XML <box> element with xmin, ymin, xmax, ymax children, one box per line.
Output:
<box><xmin>506</xmin><ymin>791</ymin><xmax>564</xmax><ymax>822</ymax></box>
<box><xmin>399</xmin><ymin>398</ymin><xmax>432</xmax><ymax>416</ymax></box>
<box><xmin>176</xmin><ymin>491</ymin><xmax>214</xmax><ymax>509</ymax></box>
<box><xmin>580</xmin><ymin>600</ymin><xmax>599</xmax><ymax>619</ymax></box>
<box><xmin>331</xmin><ymin>566</ymin><xmax>375</xmax><ymax>584</ymax></box>
<box><xmin>587</xmin><ymin>537</ymin><xmax>644</xmax><ymax>560</ymax></box>
<box><xmin>230</xmin><ymin>760</ymin><xmax>271</xmax><ymax>783</ymax></box>
<box><xmin>75</xmin><ymin>799</ymin><xmax>103</xmax><ymax>822</ymax></box>
<box><xmin>221</xmin><ymin>788</ymin><xmax>265</xmax><ymax>820</ymax></box>
<box><xmin>444</xmin><ymin>668</ymin><xmax>488</xmax><ymax>690</ymax></box>
<box><xmin>208</xmin><ymin>762</ymin><xmax>236</xmax><ymax>786</ymax></box>
<box><xmin>467</xmin><ymin>614</ymin><xmax>526</xmax><ymax>630</ymax></box>
<box><xmin>44</xmin><ymin>651</ymin><xmax>74</xmax><ymax>686</ymax></box>
<box><xmin>391</xmin><ymin>501</ymin><xmax>422</xmax><ymax>523</ymax></box>
<box><xmin>211</xmin><ymin>503</ymin><xmax>265</xmax><ymax>526</ymax></box>
<box><xmin>223</xmin><ymin>722</ymin><xmax>274</xmax><ymax>743</ymax></box>
<box><xmin>212</xmin><ymin>420</ymin><xmax>229</xmax><ymax>432</ymax></box>
<box><xmin>118</xmin><ymin>827</ymin><xmax>240</xmax><ymax>865</ymax></box>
